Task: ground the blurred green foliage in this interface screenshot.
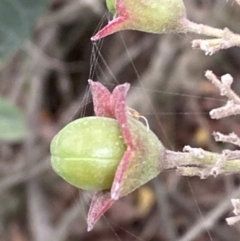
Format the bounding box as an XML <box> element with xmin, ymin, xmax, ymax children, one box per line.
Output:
<box><xmin>0</xmin><ymin>0</ymin><xmax>48</xmax><ymax>61</ymax></box>
<box><xmin>0</xmin><ymin>96</ymin><xmax>27</xmax><ymax>142</ymax></box>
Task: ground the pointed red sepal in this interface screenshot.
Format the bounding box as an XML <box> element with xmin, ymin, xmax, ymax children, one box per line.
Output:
<box><xmin>87</xmin><ymin>191</ymin><xmax>115</xmax><ymax>231</ymax></box>
<box><xmin>88</xmin><ymin>79</ymin><xmax>114</xmax><ymax>117</ymax></box>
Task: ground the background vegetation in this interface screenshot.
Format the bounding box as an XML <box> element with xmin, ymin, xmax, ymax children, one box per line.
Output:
<box><xmin>1</xmin><ymin>0</ymin><xmax>240</xmax><ymax>240</ymax></box>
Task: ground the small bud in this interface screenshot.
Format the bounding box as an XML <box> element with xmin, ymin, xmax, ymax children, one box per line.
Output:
<box><xmin>221</xmin><ymin>74</ymin><xmax>233</xmax><ymax>86</ymax></box>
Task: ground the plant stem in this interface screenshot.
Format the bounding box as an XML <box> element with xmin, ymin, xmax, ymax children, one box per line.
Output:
<box><xmin>163</xmin><ymin>149</ymin><xmax>240</xmax><ymax>177</ymax></box>
<box><xmin>181</xmin><ymin>18</ymin><xmax>225</xmax><ymax>38</ymax></box>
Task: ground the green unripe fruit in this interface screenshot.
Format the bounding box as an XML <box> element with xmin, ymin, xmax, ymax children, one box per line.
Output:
<box><xmin>51</xmin><ymin>117</ymin><xmax>126</xmax><ymax>190</ymax></box>
<box><xmin>92</xmin><ymin>0</ymin><xmax>187</xmax><ymax>41</ymax></box>
<box><xmin>106</xmin><ymin>0</ymin><xmax>116</xmax><ymax>14</ymax></box>
<box><xmin>124</xmin><ymin>0</ymin><xmax>186</xmax><ymax>33</ymax></box>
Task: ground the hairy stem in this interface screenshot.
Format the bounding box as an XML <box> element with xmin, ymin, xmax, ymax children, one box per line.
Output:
<box><xmin>182</xmin><ymin>19</ymin><xmax>225</xmax><ymax>38</ymax></box>
<box><xmin>180</xmin><ymin>18</ymin><xmax>240</xmax><ymax>54</ymax></box>
<box><xmin>163</xmin><ymin>148</ymin><xmax>240</xmax><ymax>178</ymax></box>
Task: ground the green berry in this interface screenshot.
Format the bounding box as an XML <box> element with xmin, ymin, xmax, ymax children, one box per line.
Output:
<box><xmin>50</xmin><ymin>117</ymin><xmax>126</xmax><ymax>190</ymax></box>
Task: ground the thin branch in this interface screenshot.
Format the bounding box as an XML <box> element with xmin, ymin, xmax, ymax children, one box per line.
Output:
<box><xmin>27</xmin><ymin>180</ymin><xmax>53</xmax><ymax>241</ymax></box>
<box><xmin>170</xmin><ymin>190</ymin><xmax>238</xmax><ymax>241</ymax></box>
<box><xmin>178</xmin><ymin>187</ymin><xmax>240</xmax><ymax>241</ymax></box>
<box><xmin>152</xmin><ymin>179</ymin><xmax>177</xmax><ymax>241</ymax></box>
<box><xmin>192</xmin><ymin>37</ymin><xmax>240</xmax><ymax>55</ymax></box>
<box><xmin>205</xmin><ymin>71</ymin><xmax>240</xmax><ymax>104</ymax></box>
<box><xmin>226</xmin><ymin>199</ymin><xmax>240</xmax><ymax>225</ymax></box>
<box><xmin>205</xmin><ymin>71</ymin><xmax>240</xmax><ymax>119</ymax></box>
<box><xmin>183</xmin><ymin>19</ymin><xmax>227</xmax><ymax>38</ymax></box>
<box><xmin>181</xmin><ymin>19</ymin><xmax>240</xmax><ymax>55</ymax></box>
<box><xmin>163</xmin><ymin>147</ymin><xmax>240</xmax><ymax>178</ymax></box>
<box><xmin>213</xmin><ymin>132</ymin><xmax>240</xmax><ymax>147</ymax></box>
<box><xmin>210</xmin><ymin>101</ymin><xmax>240</xmax><ymax>119</ymax></box>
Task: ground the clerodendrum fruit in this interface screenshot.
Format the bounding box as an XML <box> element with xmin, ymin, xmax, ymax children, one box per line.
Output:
<box><xmin>51</xmin><ymin>117</ymin><xmax>126</xmax><ymax>190</ymax></box>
